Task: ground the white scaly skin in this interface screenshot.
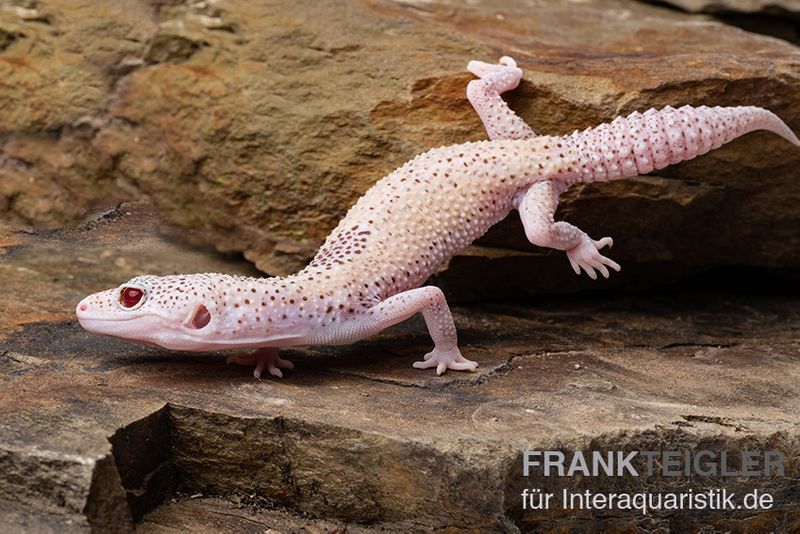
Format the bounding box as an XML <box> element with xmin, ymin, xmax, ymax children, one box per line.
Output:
<box><xmin>77</xmin><ymin>56</ymin><xmax>800</xmax><ymax>378</ymax></box>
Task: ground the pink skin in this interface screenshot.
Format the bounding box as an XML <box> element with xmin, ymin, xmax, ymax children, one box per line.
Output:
<box><xmin>77</xmin><ymin>57</ymin><xmax>800</xmax><ymax>378</ymax></box>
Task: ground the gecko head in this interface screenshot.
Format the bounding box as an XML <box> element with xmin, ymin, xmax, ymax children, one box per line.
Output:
<box><xmin>76</xmin><ymin>274</ymin><xmax>223</xmax><ymax>351</ymax></box>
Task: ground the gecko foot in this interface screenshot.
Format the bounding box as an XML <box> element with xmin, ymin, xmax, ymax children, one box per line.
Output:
<box><xmin>566</xmin><ymin>236</ymin><xmax>621</xmax><ymax>280</ymax></box>
<box><xmin>466</xmin><ymin>56</ymin><xmax>522</xmax><ymax>92</ymax></box>
<box><xmin>226</xmin><ymin>348</ymin><xmax>294</xmax><ymax>379</ymax></box>
<box><xmin>413</xmin><ymin>347</ymin><xmax>478</xmax><ymax>376</ymax></box>
<box><xmin>467</xmin><ymin>56</ymin><xmax>517</xmax><ymax>77</ymax></box>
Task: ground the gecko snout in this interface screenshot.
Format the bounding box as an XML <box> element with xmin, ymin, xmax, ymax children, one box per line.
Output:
<box><xmin>75</xmin><ymin>289</ymin><xmax>120</xmax><ymax>324</ymax></box>
<box><xmin>75</xmin><ymin>295</ymin><xmax>97</xmax><ymax>324</ymax></box>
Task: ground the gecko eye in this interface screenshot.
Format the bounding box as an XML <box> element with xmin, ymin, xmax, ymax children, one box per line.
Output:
<box><xmin>119</xmin><ymin>285</ymin><xmax>147</xmax><ymax>310</ymax></box>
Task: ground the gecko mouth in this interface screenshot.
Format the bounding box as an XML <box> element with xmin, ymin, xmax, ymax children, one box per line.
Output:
<box><xmin>76</xmin><ymin>316</ymin><xmax>157</xmax><ymax>336</ymax></box>
<box><xmin>76</xmin><ymin>315</ymin><xmax>141</xmax><ymax>323</ymax></box>
<box><xmin>75</xmin><ymin>305</ymin><xmax>172</xmax><ymax>335</ymax></box>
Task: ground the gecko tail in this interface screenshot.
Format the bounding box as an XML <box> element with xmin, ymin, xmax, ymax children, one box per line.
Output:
<box><xmin>749</xmin><ymin>107</ymin><xmax>800</xmax><ymax>146</ymax></box>
<box><xmin>568</xmin><ymin>105</ymin><xmax>799</xmax><ymax>183</ymax></box>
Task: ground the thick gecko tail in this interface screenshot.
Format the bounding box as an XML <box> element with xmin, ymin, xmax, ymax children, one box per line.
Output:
<box><xmin>568</xmin><ymin>105</ymin><xmax>800</xmax><ymax>182</ymax></box>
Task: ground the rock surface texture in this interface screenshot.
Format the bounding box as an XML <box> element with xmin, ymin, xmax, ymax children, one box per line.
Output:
<box><xmin>1</xmin><ymin>0</ymin><xmax>800</xmax><ymax>298</ymax></box>
<box><xmin>1</xmin><ymin>207</ymin><xmax>799</xmax><ymax>532</ymax></box>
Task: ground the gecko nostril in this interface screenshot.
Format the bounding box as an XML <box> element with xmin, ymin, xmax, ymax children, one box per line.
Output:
<box><xmin>79</xmin><ymin>303</ymin><xmax>87</xmax><ymax>312</ymax></box>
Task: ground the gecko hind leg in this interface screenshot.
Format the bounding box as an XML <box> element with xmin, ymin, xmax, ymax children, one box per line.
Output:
<box><xmin>516</xmin><ymin>180</ymin><xmax>621</xmax><ymax>280</ymax></box>
<box><xmin>468</xmin><ymin>57</ymin><xmax>620</xmax><ymax>279</ymax></box>
<box><xmin>227</xmin><ymin>347</ymin><xmax>294</xmax><ymax>379</ymax></box>
<box><xmin>466</xmin><ymin>56</ymin><xmax>536</xmax><ymax>141</ymax></box>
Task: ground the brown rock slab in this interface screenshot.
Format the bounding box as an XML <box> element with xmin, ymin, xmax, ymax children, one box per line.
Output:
<box><xmin>1</xmin><ymin>0</ymin><xmax>800</xmax><ymax>299</ymax></box>
<box><xmin>138</xmin><ymin>497</ymin><xmax>369</xmax><ymax>534</ymax></box>
<box><xmin>1</xmin><ymin>206</ymin><xmax>799</xmax><ymax>531</ymax></box>
<box><xmin>650</xmin><ymin>0</ymin><xmax>800</xmax><ymax>16</ymax></box>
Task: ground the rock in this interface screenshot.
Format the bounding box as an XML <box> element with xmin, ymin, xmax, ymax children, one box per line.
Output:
<box><xmin>0</xmin><ymin>0</ymin><xmax>799</xmax><ymax>298</ymax></box>
<box><xmin>1</xmin><ymin>206</ymin><xmax>799</xmax><ymax>531</ymax></box>
<box><xmin>644</xmin><ymin>0</ymin><xmax>800</xmax><ymax>46</ymax></box>
<box><xmin>650</xmin><ymin>0</ymin><xmax>800</xmax><ymax>16</ymax></box>
<box><xmin>143</xmin><ymin>31</ymin><xmax>207</xmax><ymax>65</ymax></box>
<box><xmin>138</xmin><ymin>497</ymin><xmax>368</xmax><ymax>534</ymax></box>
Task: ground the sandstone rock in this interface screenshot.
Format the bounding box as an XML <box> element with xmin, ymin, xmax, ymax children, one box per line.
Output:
<box><xmin>0</xmin><ymin>0</ymin><xmax>799</xmax><ymax>298</ymax></box>
<box><xmin>645</xmin><ymin>0</ymin><xmax>800</xmax><ymax>46</ymax></box>
<box><xmin>650</xmin><ymin>0</ymin><xmax>800</xmax><ymax>16</ymax></box>
<box><xmin>138</xmin><ymin>497</ymin><xmax>369</xmax><ymax>533</ymax></box>
<box><xmin>1</xmin><ymin>206</ymin><xmax>799</xmax><ymax>531</ymax></box>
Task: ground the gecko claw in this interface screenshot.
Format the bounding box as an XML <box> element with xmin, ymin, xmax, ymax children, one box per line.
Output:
<box><xmin>413</xmin><ymin>348</ymin><xmax>478</xmax><ymax>375</ymax></box>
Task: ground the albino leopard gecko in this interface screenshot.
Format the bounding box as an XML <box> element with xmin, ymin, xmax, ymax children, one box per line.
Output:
<box><xmin>77</xmin><ymin>57</ymin><xmax>800</xmax><ymax>378</ymax></box>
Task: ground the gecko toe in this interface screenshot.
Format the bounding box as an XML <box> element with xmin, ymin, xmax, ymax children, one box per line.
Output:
<box><xmin>231</xmin><ymin>348</ymin><xmax>292</xmax><ymax>379</ymax></box>
<box><xmin>275</xmin><ymin>355</ymin><xmax>294</xmax><ymax>369</ymax></box>
<box><xmin>595</xmin><ymin>237</ymin><xmax>613</xmax><ymax>250</ymax></box>
<box><xmin>253</xmin><ymin>365</ymin><xmax>264</xmax><ymax>380</ymax></box>
<box><xmin>569</xmin><ymin>258</ymin><xmax>581</xmax><ymax>275</ymax></box>
<box><xmin>499</xmin><ymin>56</ymin><xmax>517</xmax><ymax>68</ymax></box>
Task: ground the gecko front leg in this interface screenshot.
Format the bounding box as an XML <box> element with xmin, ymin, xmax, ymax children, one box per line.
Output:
<box><xmin>352</xmin><ymin>287</ymin><xmax>477</xmax><ymax>375</ymax></box>
<box><xmin>515</xmin><ymin>180</ymin><xmax>620</xmax><ymax>279</ymax></box>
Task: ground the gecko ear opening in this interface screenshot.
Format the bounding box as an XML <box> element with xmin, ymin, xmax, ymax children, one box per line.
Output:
<box><xmin>189</xmin><ymin>304</ymin><xmax>211</xmax><ymax>329</ymax></box>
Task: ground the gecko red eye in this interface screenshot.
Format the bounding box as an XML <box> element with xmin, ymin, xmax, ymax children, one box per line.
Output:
<box><xmin>120</xmin><ymin>287</ymin><xmax>145</xmax><ymax>309</ymax></box>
